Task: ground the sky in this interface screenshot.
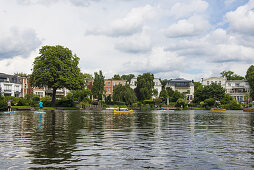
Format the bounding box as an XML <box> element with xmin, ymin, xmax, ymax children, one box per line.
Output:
<box><xmin>0</xmin><ymin>0</ymin><xmax>254</xmax><ymax>81</ymax></box>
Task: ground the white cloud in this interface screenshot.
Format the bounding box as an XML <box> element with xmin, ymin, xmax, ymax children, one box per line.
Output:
<box><xmin>0</xmin><ymin>27</ymin><xmax>41</xmax><ymax>59</ymax></box>
<box><xmin>169</xmin><ymin>0</ymin><xmax>208</xmax><ymax>19</ymax></box>
<box><xmin>114</xmin><ymin>31</ymin><xmax>152</xmax><ymax>53</ymax></box>
<box><xmin>165</xmin><ymin>15</ymin><xmax>210</xmax><ymax>38</ymax></box>
<box><xmin>226</xmin><ymin>0</ymin><xmax>254</xmax><ymax>35</ymax></box>
<box><xmin>86</xmin><ymin>5</ymin><xmax>156</xmax><ymax>37</ymax></box>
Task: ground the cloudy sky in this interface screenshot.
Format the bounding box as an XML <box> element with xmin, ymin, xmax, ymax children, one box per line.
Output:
<box><xmin>0</xmin><ymin>0</ymin><xmax>254</xmax><ymax>81</ymax></box>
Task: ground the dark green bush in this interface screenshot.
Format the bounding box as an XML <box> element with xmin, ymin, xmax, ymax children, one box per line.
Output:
<box><xmin>0</xmin><ymin>97</ymin><xmax>7</xmax><ymax>111</ymax></box>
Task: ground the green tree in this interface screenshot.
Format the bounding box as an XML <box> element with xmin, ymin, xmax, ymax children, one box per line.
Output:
<box><xmin>92</xmin><ymin>70</ymin><xmax>105</xmax><ymax>100</ymax></box>
<box><xmin>70</xmin><ymin>88</ymin><xmax>92</xmax><ymax>102</ymax></box>
<box><xmin>202</xmin><ymin>83</ymin><xmax>225</xmax><ymax>101</ymax></box>
<box><xmin>166</xmin><ymin>87</ymin><xmax>174</xmax><ymax>101</ymax></box>
<box><xmin>160</xmin><ymin>79</ymin><xmax>168</xmax><ymax>90</ymax></box>
<box><xmin>112</xmin><ymin>74</ymin><xmax>122</xmax><ymax>80</ymax></box>
<box><xmin>121</xmin><ymin>74</ymin><xmax>135</xmax><ymax>84</ymax></box>
<box><xmin>113</xmin><ymin>84</ymin><xmax>137</xmax><ymax>105</ymax></box>
<box><xmin>30</xmin><ymin>45</ymin><xmax>85</xmax><ymax>106</ymax></box>
<box><xmin>221</xmin><ymin>70</ymin><xmax>244</xmax><ymax>80</ymax></box>
<box><xmin>172</xmin><ymin>90</ymin><xmax>183</xmax><ymax>102</ymax></box>
<box><xmin>135</xmin><ymin>73</ymin><xmax>155</xmax><ymax>101</ymax></box>
<box><xmin>193</xmin><ymin>82</ymin><xmax>203</xmax><ymax>103</ymax></box>
<box><xmin>159</xmin><ymin>89</ymin><xmax>167</xmax><ymax>103</ymax></box>
<box><xmin>204</xmin><ymin>98</ymin><xmax>216</xmax><ymax>107</ymax></box>
<box><xmin>246</xmin><ymin>65</ymin><xmax>254</xmax><ymax>98</ymax></box>
<box><xmin>175</xmin><ymin>98</ymin><xmax>185</xmax><ymax>108</ymax></box>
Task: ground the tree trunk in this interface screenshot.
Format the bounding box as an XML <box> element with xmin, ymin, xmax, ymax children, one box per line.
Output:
<box><xmin>52</xmin><ymin>87</ymin><xmax>57</xmax><ymax>107</ymax></box>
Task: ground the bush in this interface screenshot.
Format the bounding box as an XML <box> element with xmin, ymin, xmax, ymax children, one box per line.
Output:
<box><xmin>56</xmin><ymin>97</ymin><xmax>75</xmax><ymax>107</ymax></box>
<box><xmin>222</xmin><ymin>100</ymin><xmax>241</xmax><ymax>110</ymax></box>
<box><xmin>204</xmin><ymin>98</ymin><xmax>216</xmax><ymax>107</ymax></box>
<box><xmin>114</xmin><ymin>101</ymin><xmax>126</xmax><ymax>105</ymax></box>
<box><xmin>143</xmin><ymin>100</ymin><xmax>154</xmax><ymax>105</ymax></box>
<box><xmin>175</xmin><ymin>98</ymin><xmax>185</xmax><ymax>108</ymax></box>
<box><xmin>17</xmin><ymin>98</ymin><xmax>29</xmax><ymax>106</ymax></box>
<box><xmin>0</xmin><ymin>97</ymin><xmax>7</xmax><ymax>111</ymax></box>
<box><xmin>41</xmin><ymin>96</ymin><xmax>52</xmax><ymax>107</ymax></box>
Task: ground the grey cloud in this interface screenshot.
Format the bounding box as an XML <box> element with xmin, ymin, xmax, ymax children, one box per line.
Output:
<box><xmin>0</xmin><ymin>28</ymin><xmax>41</xmax><ymax>60</ymax></box>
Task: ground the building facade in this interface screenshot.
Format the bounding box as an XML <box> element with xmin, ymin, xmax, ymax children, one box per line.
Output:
<box><xmin>20</xmin><ymin>76</ymin><xmax>33</xmax><ymax>97</ymax></box>
<box><xmin>104</xmin><ymin>79</ymin><xmax>126</xmax><ymax>96</ymax></box>
<box><xmin>202</xmin><ymin>77</ymin><xmax>251</xmax><ymax>104</ymax></box>
<box><xmin>0</xmin><ymin>73</ymin><xmax>22</xmax><ymax>97</ymax></box>
<box><xmin>166</xmin><ymin>78</ymin><xmax>194</xmax><ymax>102</ymax></box>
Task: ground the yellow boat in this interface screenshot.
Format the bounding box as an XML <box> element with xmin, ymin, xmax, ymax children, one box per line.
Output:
<box><xmin>210</xmin><ymin>108</ymin><xmax>226</xmax><ymax>111</ymax></box>
<box><xmin>114</xmin><ymin>110</ymin><xmax>133</xmax><ymax>113</ymax></box>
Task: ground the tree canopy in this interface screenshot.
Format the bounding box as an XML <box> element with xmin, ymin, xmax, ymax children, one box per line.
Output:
<box><xmin>121</xmin><ymin>74</ymin><xmax>135</xmax><ymax>84</ymax></box>
<box><xmin>112</xmin><ymin>74</ymin><xmax>122</xmax><ymax>80</ymax></box>
<box><xmin>135</xmin><ymin>73</ymin><xmax>155</xmax><ymax>101</ymax></box>
<box><xmin>30</xmin><ymin>45</ymin><xmax>85</xmax><ymax>106</ymax></box>
<box><xmin>246</xmin><ymin>65</ymin><xmax>254</xmax><ymax>98</ymax></box>
<box><xmin>113</xmin><ymin>84</ymin><xmax>137</xmax><ymax>105</ymax></box>
<box><xmin>220</xmin><ymin>70</ymin><xmax>244</xmax><ymax>80</ymax></box>
<box><xmin>92</xmin><ymin>70</ymin><xmax>105</xmax><ymax>100</ymax></box>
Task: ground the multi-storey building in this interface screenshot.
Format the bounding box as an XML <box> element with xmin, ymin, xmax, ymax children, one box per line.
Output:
<box><xmin>166</xmin><ymin>78</ymin><xmax>194</xmax><ymax>102</ymax></box>
<box><xmin>201</xmin><ymin>77</ymin><xmax>251</xmax><ymax>104</ymax></box>
<box><xmin>0</xmin><ymin>73</ymin><xmax>21</xmax><ymax>97</ymax></box>
<box><xmin>225</xmin><ymin>80</ymin><xmax>251</xmax><ymax>104</ymax></box>
<box><xmin>20</xmin><ymin>76</ymin><xmax>33</xmax><ymax>97</ymax></box>
<box><xmin>104</xmin><ymin>79</ymin><xmax>126</xmax><ymax>96</ymax></box>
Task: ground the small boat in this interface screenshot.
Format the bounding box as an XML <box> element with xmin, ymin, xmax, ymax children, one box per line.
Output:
<box><xmin>243</xmin><ymin>108</ymin><xmax>254</xmax><ymax>112</ymax></box>
<box><xmin>34</xmin><ymin>111</ymin><xmax>46</xmax><ymax>114</ymax></box>
<box><xmin>114</xmin><ymin>110</ymin><xmax>133</xmax><ymax>113</ymax></box>
<box><xmin>210</xmin><ymin>108</ymin><xmax>226</xmax><ymax>111</ymax></box>
<box><xmin>3</xmin><ymin>111</ymin><xmax>16</xmax><ymax>114</ymax></box>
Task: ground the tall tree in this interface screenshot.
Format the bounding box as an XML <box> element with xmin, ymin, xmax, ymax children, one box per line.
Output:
<box><xmin>113</xmin><ymin>84</ymin><xmax>137</xmax><ymax>105</ymax></box>
<box><xmin>246</xmin><ymin>65</ymin><xmax>254</xmax><ymax>98</ymax></box>
<box><xmin>135</xmin><ymin>73</ymin><xmax>154</xmax><ymax>101</ymax></box>
<box><xmin>220</xmin><ymin>70</ymin><xmax>244</xmax><ymax>80</ymax></box>
<box><xmin>30</xmin><ymin>45</ymin><xmax>85</xmax><ymax>106</ymax></box>
<box><xmin>121</xmin><ymin>74</ymin><xmax>135</xmax><ymax>84</ymax></box>
<box><xmin>160</xmin><ymin>79</ymin><xmax>168</xmax><ymax>90</ymax></box>
<box><xmin>112</xmin><ymin>74</ymin><xmax>122</xmax><ymax>80</ymax></box>
<box><xmin>92</xmin><ymin>70</ymin><xmax>105</xmax><ymax>100</ymax></box>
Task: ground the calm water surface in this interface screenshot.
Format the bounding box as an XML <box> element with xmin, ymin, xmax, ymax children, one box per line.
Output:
<box><xmin>0</xmin><ymin>110</ymin><xmax>253</xmax><ymax>169</ymax></box>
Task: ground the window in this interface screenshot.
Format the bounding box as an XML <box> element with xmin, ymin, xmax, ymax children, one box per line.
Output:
<box><xmin>235</xmin><ymin>83</ymin><xmax>240</xmax><ymax>87</ymax></box>
<box><xmin>25</xmin><ymin>84</ymin><xmax>27</xmax><ymax>88</ymax></box>
<box><xmin>207</xmin><ymin>81</ymin><xmax>209</xmax><ymax>85</ymax></box>
<box><xmin>108</xmin><ymin>82</ymin><xmax>110</xmax><ymax>86</ymax></box>
<box><xmin>219</xmin><ymin>81</ymin><xmax>221</xmax><ymax>85</ymax></box>
<box><xmin>4</xmin><ymin>84</ymin><xmax>12</xmax><ymax>91</ymax></box>
<box><xmin>15</xmin><ymin>86</ymin><xmax>19</xmax><ymax>92</ymax></box>
<box><xmin>215</xmin><ymin>81</ymin><xmax>217</xmax><ymax>84</ymax></box>
<box><xmin>228</xmin><ymin>83</ymin><xmax>231</xmax><ymax>86</ymax></box>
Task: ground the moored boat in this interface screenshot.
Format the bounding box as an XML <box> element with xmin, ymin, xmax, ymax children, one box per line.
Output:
<box><xmin>114</xmin><ymin>110</ymin><xmax>133</xmax><ymax>113</ymax></box>
<box><xmin>243</xmin><ymin>108</ymin><xmax>254</xmax><ymax>112</ymax></box>
<box><xmin>210</xmin><ymin>108</ymin><xmax>226</xmax><ymax>111</ymax></box>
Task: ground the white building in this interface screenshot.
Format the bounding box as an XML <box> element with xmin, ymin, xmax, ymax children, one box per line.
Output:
<box><xmin>166</xmin><ymin>78</ymin><xmax>194</xmax><ymax>102</ymax></box>
<box><xmin>129</xmin><ymin>77</ymin><xmax>162</xmax><ymax>98</ymax></box>
<box><xmin>202</xmin><ymin>77</ymin><xmax>251</xmax><ymax>104</ymax></box>
<box><xmin>201</xmin><ymin>77</ymin><xmax>226</xmax><ymax>88</ymax></box>
<box><xmin>0</xmin><ymin>73</ymin><xmax>22</xmax><ymax>97</ymax></box>
<box><xmin>225</xmin><ymin>80</ymin><xmax>251</xmax><ymax>104</ymax></box>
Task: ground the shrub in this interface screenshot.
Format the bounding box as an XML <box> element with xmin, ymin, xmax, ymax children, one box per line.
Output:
<box><xmin>0</xmin><ymin>97</ymin><xmax>7</xmax><ymax>111</ymax></box>
<box><xmin>175</xmin><ymin>98</ymin><xmax>185</xmax><ymax>108</ymax></box>
<box><xmin>56</xmin><ymin>97</ymin><xmax>75</xmax><ymax>107</ymax></box>
<box><xmin>204</xmin><ymin>98</ymin><xmax>216</xmax><ymax>107</ymax></box>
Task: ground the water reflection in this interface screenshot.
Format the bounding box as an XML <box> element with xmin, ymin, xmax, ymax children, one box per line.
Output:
<box><xmin>0</xmin><ymin>110</ymin><xmax>253</xmax><ymax>169</ymax></box>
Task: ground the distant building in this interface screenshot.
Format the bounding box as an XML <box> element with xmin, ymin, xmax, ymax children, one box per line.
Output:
<box><xmin>20</xmin><ymin>76</ymin><xmax>33</xmax><ymax>97</ymax></box>
<box><xmin>104</xmin><ymin>79</ymin><xmax>126</xmax><ymax>96</ymax></box>
<box><xmin>166</xmin><ymin>78</ymin><xmax>194</xmax><ymax>102</ymax></box>
<box><xmin>0</xmin><ymin>73</ymin><xmax>21</xmax><ymax>97</ymax></box>
<box><xmin>225</xmin><ymin>80</ymin><xmax>251</xmax><ymax>104</ymax></box>
<box><xmin>202</xmin><ymin>77</ymin><xmax>251</xmax><ymax>104</ymax></box>
<box><xmin>201</xmin><ymin>77</ymin><xmax>226</xmax><ymax>88</ymax></box>
<box><xmin>45</xmin><ymin>87</ymin><xmax>69</xmax><ymax>99</ymax></box>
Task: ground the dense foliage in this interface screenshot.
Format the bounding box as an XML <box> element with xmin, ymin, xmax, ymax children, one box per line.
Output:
<box><xmin>113</xmin><ymin>84</ymin><xmax>137</xmax><ymax>105</ymax></box>
<box><xmin>246</xmin><ymin>65</ymin><xmax>254</xmax><ymax>98</ymax></box>
<box><xmin>30</xmin><ymin>45</ymin><xmax>85</xmax><ymax>106</ymax></box>
<box><xmin>92</xmin><ymin>70</ymin><xmax>105</xmax><ymax>100</ymax></box>
<box><xmin>121</xmin><ymin>74</ymin><xmax>135</xmax><ymax>84</ymax></box>
<box><xmin>135</xmin><ymin>73</ymin><xmax>155</xmax><ymax>101</ymax></box>
<box><xmin>220</xmin><ymin>70</ymin><xmax>245</xmax><ymax>80</ymax></box>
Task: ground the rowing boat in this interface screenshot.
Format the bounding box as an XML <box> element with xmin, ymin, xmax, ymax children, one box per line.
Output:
<box><xmin>114</xmin><ymin>110</ymin><xmax>133</xmax><ymax>113</ymax></box>
<box><xmin>210</xmin><ymin>108</ymin><xmax>226</xmax><ymax>111</ymax></box>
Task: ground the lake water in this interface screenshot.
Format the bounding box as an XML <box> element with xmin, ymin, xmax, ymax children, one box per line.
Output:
<box><xmin>0</xmin><ymin>110</ymin><xmax>253</xmax><ymax>169</ymax></box>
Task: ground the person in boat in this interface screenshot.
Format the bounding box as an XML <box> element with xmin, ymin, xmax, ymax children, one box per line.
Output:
<box><xmin>39</xmin><ymin>101</ymin><xmax>43</xmax><ymax>112</ymax></box>
<box><xmin>7</xmin><ymin>100</ymin><xmax>11</xmax><ymax>112</ymax></box>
